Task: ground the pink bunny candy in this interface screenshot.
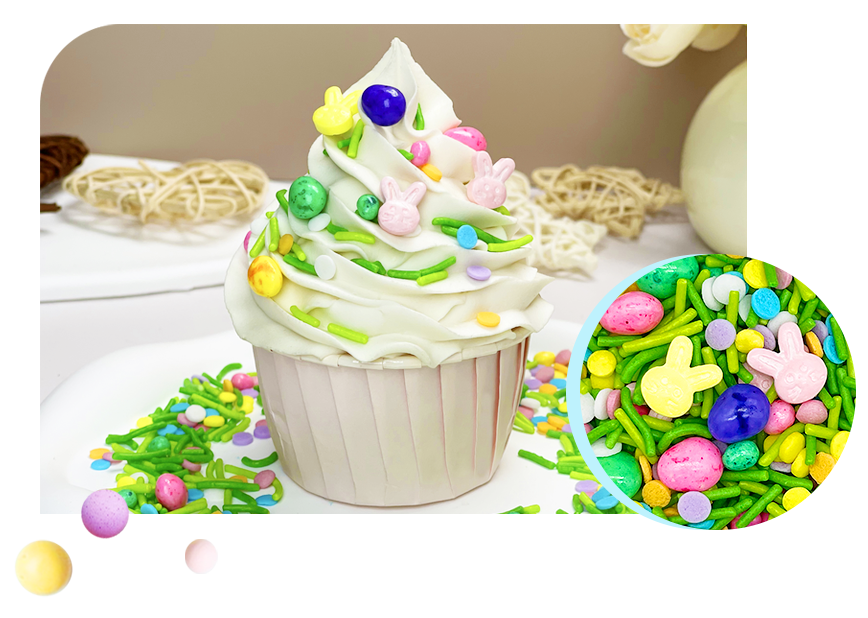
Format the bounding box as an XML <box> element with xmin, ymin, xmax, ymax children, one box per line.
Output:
<box><xmin>746</xmin><ymin>321</ymin><xmax>827</xmax><ymax>404</ymax></box>
<box><xmin>466</xmin><ymin>151</ymin><xmax>515</xmax><ymax>209</ymax></box>
<box><xmin>378</xmin><ymin>176</ymin><xmax>426</xmax><ymax>236</ymax></box>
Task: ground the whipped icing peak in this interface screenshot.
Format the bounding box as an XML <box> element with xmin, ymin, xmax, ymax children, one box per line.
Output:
<box><xmin>226</xmin><ymin>39</ymin><xmax>552</xmax><ymax>367</ymax></box>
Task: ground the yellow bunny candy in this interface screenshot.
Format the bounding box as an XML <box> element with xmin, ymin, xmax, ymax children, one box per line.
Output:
<box><xmin>312</xmin><ymin>86</ymin><xmax>362</xmax><ymax>136</ymax></box>
<box><xmin>641</xmin><ymin>336</ymin><xmax>722</xmax><ymax>418</ymax></box>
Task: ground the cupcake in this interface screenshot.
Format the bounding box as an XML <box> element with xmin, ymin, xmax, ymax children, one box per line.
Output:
<box><xmin>225</xmin><ymin>39</ymin><xmax>552</xmax><ymax>506</ymax></box>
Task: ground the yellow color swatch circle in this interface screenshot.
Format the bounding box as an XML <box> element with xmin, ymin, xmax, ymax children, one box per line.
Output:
<box><xmin>16</xmin><ymin>541</ymin><xmax>72</xmax><ymax>595</ymax></box>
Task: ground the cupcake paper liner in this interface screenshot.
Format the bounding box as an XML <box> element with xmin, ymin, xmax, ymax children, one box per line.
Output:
<box><xmin>252</xmin><ymin>335</ymin><xmax>529</xmax><ymax>507</ymax></box>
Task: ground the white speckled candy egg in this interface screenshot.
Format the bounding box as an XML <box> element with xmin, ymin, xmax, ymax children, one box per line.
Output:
<box><xmin>600</xmin><ymin>291</ymin><xmax>664</xmax><ymax>335</ymax></box>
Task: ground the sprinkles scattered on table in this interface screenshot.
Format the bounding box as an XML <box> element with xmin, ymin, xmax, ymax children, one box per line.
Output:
<box><xmin>86</xmin><ymin>362</ymin><xmax>283</xmax><ymax>514</ymax></box>
<box><xmin>577</xmin><ymin>255</ymin><xmax>855</xmax><ymax>529</ymax></box>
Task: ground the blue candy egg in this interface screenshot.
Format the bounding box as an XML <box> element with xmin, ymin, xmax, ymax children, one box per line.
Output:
<box><xmin>708</xmin><ymin>384</ymin><xmax>770</xmax><ymax>443</ymax></box>
<box><xmin>361</xmin><ymin>85</ymin><xmax>406</xmax><ymax>126</ymax></box>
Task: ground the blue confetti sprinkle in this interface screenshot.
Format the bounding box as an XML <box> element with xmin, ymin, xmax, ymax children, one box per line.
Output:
<box><xmin>205</xmin><ymin>409</ymin><xmax>219</xmax><ymax>417</ymax></box>
<box><xmin>170</xmin><ymin>402</ymin><xmax>190</xmax><ymax>412</ymax></box>
<box><xmin>90</xmin><ymin>459</ymin><xmax>111</xmax><ymax>471</ymax></box>
<box><xmin>187</xmin><ymin>489</ymin><xmax>204</xmax><ymax>501</ymax></box>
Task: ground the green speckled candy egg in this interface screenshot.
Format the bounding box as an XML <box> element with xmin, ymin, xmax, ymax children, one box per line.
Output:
<box><xmin>721</xmin><ymin>440</ymin><xmax>759</xmax><ymax>471</ymax></box>
<box><xmin>356</xmin><ymin>194</ymin><xmax>381</xmax><ymax>221</ymax></box>
<box><xmin>636</xmin><ymin>256</ymin><xmax>700</xmax><ymax>299</ymax></box>
<box><xmin>287</xmin><ymin>176</ymin><xmax>328</xmax><ymax>220</ymax></box>
<box><xmin>599</xmin><ymin>451</ymin><xmax>643</xmax><ymax>498</ymax></box>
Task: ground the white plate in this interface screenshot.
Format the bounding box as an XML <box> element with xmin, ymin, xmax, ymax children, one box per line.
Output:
<box><xmin>40</xmin><ymin>154</ymin><xmax>290</xmax><ymax>302</ymax></box>
<box><xmin>41</xmin><ymin>319</ymin><xmax>582</xmax><ymax>513</ymax></box>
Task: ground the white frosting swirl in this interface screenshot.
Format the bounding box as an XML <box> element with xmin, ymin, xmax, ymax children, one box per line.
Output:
<box><xmin>225</xmin><ymin>39</ymin><xmax>552</xmax><ymax>367</ymax></box>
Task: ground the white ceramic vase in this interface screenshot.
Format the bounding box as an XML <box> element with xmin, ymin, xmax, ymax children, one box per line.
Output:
<box><xmin>681</xmin><ymin>61</ymin><xmax>747</xmax><ymax>254</ymax></box>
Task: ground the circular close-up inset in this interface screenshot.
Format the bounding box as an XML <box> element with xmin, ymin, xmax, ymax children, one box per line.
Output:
<box><xmin>567</xmin><ymin>252</ymin><xmax>857</xmax><ymax>531</ymax></box>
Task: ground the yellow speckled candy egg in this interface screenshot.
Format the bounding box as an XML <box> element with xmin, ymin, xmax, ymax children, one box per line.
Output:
<box><xmin>247</xmin><ymin>256</ymin><xmax>284</xmax><ymax>297</ymax></box>
<box><xmin>782</xmin><ymin>487</ymin><xmax>811</xmax><ymax>511</ymax></box>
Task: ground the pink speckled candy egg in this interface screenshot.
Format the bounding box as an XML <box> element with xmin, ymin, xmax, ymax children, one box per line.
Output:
<box><xmin>600</xmin><ymin>292</ymin><xmax>664</xmax><ymax>335</ymax></box>
<box><xmin>231</xmin><ymin>373</ymin><xmax>254</xmax><ymax>390</ymax></box>
<box><xmin>657</xmin><ymin>437</ymin><xmax>723</xmax><ymax>492</ymax></box>
<box><xmin>443</xmin><ymin>126</ymin><xmax>487</xmax><ymax>151</ymax></box>
<box><xmin>764</xmin><ymin>400</ymin><xmax>796</xmax><ymax>434</ymax></box>
<box><xmin>409</xmin><ymin>141</ymin><xmax>430</xmax><ymax>167</ymax></box>
<box><xmin>155</xmin><ymin>473</ymin><xmax>188</xmax><ymax>511</ymax></box>
<box><xmin>81</xmin><ymin>489</ymin><xmax>129</xmax><ymax>538</ymax></box>
<box><xmin>796</xmin><ymin>399</ymin><xmax>828</xmax><ymax>424</ymax></box>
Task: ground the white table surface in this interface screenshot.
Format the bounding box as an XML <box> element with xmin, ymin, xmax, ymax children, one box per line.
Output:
<box><xmin>41</xmin><ymin>202</ymin><xmax>708</xmax><ymax>402</ymax></box>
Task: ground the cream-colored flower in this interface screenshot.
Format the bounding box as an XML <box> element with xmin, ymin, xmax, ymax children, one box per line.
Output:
<box><xmin>621</xmin><ymin>24</ymin><xmax>704</xmax><ymax>67</ymax></box>
<box><xmin>692</xmin><ymin>24</ymin><xmax>743</xmax><ymax>51</ymax></box>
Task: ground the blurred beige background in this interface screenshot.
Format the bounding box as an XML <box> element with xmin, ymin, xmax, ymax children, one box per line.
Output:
<box><xmin>41</xmin><ymin>24</ymin><xmax>745</xmax><ymax>184</ymax></box>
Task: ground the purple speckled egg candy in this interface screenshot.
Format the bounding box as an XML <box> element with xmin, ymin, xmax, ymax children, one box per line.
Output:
<box><xmin>443</xmin><ymin>126</ymin><xmax>487</xmax><ymax>151</ymax></box>
<box><xmin>81</xmin><ymin>489</ymin><xmax>129</xmax><ymax>538</ymax></box>
<box><xmin>765</xmin><ymin>400</ymin><xmax>795</xmax><ymax>434</ymax></box>
<box><xmin>600</xmin><ymin>291</ymin><xmax>664</xmax><ymax>335</ymax></box>
<box><xmin>705</xmin><ymin>319</ymin><xmax>737</xmax><ymax>351</ymax></box>
<box><xmin>155</xmin><ymin>473</ymin><xmax>188</xmax><ymax>511</ymax></box>
<box><xmin>231</xmin><ymin>373</ymin><xmax>255</xmax><ymax>390</ymax></box>
<box><xmin>796</xmin><ymin>399</ymin><xmax>828</xmax><ymax>424</ymax></box>
<box><xmin>657</xmin><ymin>437</ymin><xmax>723</xmax><ymax>492</ymax></box>
<box><xmin>708</xmin><ymin>384</ymin><xmax>770</xmax><ymax>443</ymax></box>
